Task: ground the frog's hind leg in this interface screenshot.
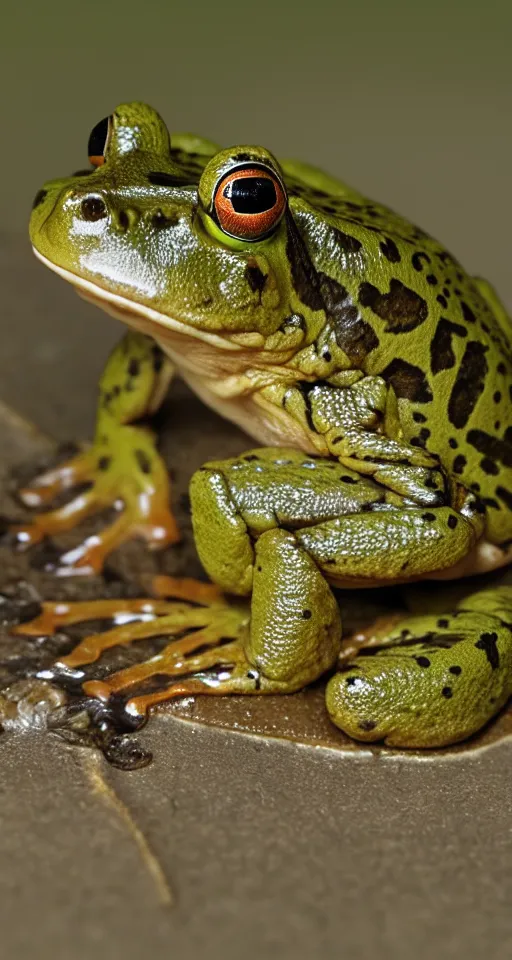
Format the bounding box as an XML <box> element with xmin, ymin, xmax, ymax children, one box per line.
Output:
<box><xmin>80</xmin><ymin>525</ymin><xmax>339</xmax><ymax>717</ymax></box>
<box><xmin>15</xmin><ymin>449</ymin><xmax>349</xmax><ymax>719</ymax></box>
<box><xmin>326</xmin><ymin>587</ymin><xmax>512</xmax><ymax>748</ymax></box>
<box><xmin>11</xmin><ymin>332</ymin><xmax>179</xmax><ymax>574</ymax></box>
<box><xmin>16</xmin><ymin>527</ymin><xmax>341</xmax><ymax>721</ymax></box>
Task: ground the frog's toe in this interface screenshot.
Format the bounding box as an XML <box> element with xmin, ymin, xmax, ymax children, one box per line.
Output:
<box><xmin>326</xmin><ymin>604</ymin><xmax>512</xmax><ymax>748</ymax></box>
<box><xmin>13</xmin><ymin>581</ymin><xmax>256</xmax><ymax>717</ymax></box>
<box><xmin>11</xmin><ymin>441</ymin><xmax>180</xmax><ymax>574</ymax></box>
<box><xmin>54</xmin><ymin>498</ymin><xmax>178</xmax><ymax>577</ymax></box>
<box><xmin>16</xmin><ymin>448</ymin><xmax>93</xmax><ymax>509</ymax></box>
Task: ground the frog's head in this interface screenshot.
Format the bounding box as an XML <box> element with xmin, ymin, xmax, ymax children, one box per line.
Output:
<box><xmin>30</xmin><ymin>101</ymin><xmax>315</xmax><ymax>357</ymax></box>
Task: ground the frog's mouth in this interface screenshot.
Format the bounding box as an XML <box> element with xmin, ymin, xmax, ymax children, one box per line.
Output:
<box><xmin>32</xmin><ymin>248</ymin><xmax>243</xmax><ymax>354</ymax></box>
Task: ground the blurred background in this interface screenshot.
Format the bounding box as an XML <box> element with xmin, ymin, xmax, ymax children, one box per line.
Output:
<box><xmin>0</xmin><ymin>0</ymin><xmax>510</xmax><ymax>438</ymax></box>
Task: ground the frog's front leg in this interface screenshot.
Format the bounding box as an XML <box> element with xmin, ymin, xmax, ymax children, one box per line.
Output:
<box><xmin>268</xmin><ymin>377</ymin><xmax>447</xmax><ymax>507</ymax></box>
<box><xmin>327</xmin><ymin>587</ymin><xmax>512</xmax><ymax>747</ymax></box>
<box><xmin>11</xmin><ymin>331</ymin><xmax>179</xmax><ymax>574</ymax></box>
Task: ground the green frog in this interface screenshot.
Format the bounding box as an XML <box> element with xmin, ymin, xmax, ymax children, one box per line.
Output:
<box><xmin>15</xmin><ymin>101</ymin><xmax>512</xmax><ymax>748</ymax></box>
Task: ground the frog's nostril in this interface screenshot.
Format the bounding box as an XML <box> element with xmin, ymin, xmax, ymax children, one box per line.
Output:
<box><xmin>32</xmin><ymin>189</ymin><xmax>48</xmax><ymax>210</ymax></box>
<box><xmin>81</xmin><ymin>196</ymin><xmax>108</xmax><ymax>222</ymax></box>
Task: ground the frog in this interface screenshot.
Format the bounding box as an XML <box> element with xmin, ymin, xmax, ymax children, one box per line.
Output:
<box><xmin>14</xmin><ymin>100</ymin><xmax>512</xmax><ymax>749</ymax></box>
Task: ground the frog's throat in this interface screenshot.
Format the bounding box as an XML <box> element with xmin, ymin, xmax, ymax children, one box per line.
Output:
<box><xmin>32</xmin><ymin>248</ymin><xmax>242</xmax><ymax>353</ymax></box>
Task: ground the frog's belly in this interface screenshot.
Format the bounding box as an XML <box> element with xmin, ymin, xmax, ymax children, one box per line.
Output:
<box><xmin>177</xmin><ymin>367</ymin><xmax>322</xmax><ymax>453</ymax></box>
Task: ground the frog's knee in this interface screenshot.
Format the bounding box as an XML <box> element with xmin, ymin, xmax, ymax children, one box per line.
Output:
<box><xmin>326</xmin><ymin>616</ymin><xmax>512</xmax><ymax>748</ymax></box>
<box><xmin>247</xmin><ymin>528</ymin><xmax>341</xmax><ymax>685</ymax></box>
<box><xmin>190</xmin><ymin>466</ymin><xmax>254</xmax><ymax>595</ymax></box>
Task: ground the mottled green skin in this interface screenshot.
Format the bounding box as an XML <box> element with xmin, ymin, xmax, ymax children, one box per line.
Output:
<box><xmin>27</xmin><ymin>102</ymin><xmax>512</xmax><ymax>746</ymax></box>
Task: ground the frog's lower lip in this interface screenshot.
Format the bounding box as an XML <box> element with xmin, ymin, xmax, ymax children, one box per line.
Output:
<box><xmin>31</xmin><ymin>248</ymin><xmax>242</xmax><ymax>352</ymax></box>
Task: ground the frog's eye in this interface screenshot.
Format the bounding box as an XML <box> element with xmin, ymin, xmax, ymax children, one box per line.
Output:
<box><xmin>213</xmin><ymin>166</ymin><xmax>286</xmax><ymax>241</ymax></box>
<box><xmin>88</xmin><ymin>116</ymin><xmax>112</xmax><ymax>167</ymax></box>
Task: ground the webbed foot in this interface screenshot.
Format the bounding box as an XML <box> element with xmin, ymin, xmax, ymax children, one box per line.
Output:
<box><xmin>13</xmin><ymin>577</ymin><xmax>265</xmax><ymax>719</ymax></box>
<box><xmin>11</xmin><ymin>432</ymin><xmax>179</xmax><ymax>575</ymax></box>
<box><xmin>11</xmin><ymin>332</ymin><xmax>179</xmax><ymax>575</ymax></box>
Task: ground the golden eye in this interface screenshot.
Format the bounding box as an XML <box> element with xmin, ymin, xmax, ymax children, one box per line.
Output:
<box><xmin>213</xmin><ymin>166</ymin><xmax>286</xmax><ymax>241</ymax></box>
<box><xmin>87</xmin><ymin>116</ymin><xmax>112</xmax><ymax>167</ymax></box>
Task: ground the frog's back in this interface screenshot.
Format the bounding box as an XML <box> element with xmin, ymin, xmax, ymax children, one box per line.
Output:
<box><xmin>167</xmin><ymin>141</ymin><xmax>512</xmax><ymax>545</ymax></box>
<box><xmin>280</xmin><ymin>158</ymin><xmax>512</xmax><ymax>546</ymax></box>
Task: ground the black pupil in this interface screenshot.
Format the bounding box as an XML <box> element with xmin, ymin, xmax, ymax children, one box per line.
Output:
<box><xmin>88</xmin><ymin>116</ymin><xmax>110</xmax><ymax>158</ymax></box>
<box><xmin>224</xmin><ymin>177</ymin><xmax>277</xmax><ymax>214</ymax></box>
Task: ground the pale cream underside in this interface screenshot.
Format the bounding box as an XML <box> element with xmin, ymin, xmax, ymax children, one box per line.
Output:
<box><xmin>33</xmin><ymin>249</ymin><xmax>512</xmax><ymax>582</ymax></box>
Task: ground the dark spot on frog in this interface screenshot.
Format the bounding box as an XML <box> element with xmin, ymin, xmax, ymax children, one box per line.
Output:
<box><xmin>358</xmin><ymin>720</ymin><xmax>377</xmax><ymax>731</ymax></box>
<box><xmin>345</xmin><ymin>676</ymin><xmax>358</xmax><ymax>686</ymax></box>
<box><xmin>128</xmin><ymin>358</ymin><xmax>140</xmax><ymax>378</ymax></box>
<box><xmin>245</xmin><ymin>263</ymin><xmax>267</xmax><ymax>294</ymax></box>
<box><xmin>233</xmin><ymin>151</ymin><xmax>261</xmax><ymax>164</ymax></box>
<box><xmin>152</xmin><ymin>210</ymin><xmax>180</xmax><ymax>229</ymax></box>
<box><xmin>448</xmin><ymin>341</ymin><xmax>488</xmax><ymax>428</ymax></box>
<box><xmin>118</xmin><ymin>210</ymin><xmax>129</xmax><ymax>231</ymax></box>
<box><xmin>381</xmin><ymin>359</ymin><xmax>433</xmax><ymax>403</ymax></box>
<box><xmin>447</xmin><ymin>515</ymin><xmax>458</xmax><ymax>529</ymax></box>
<box><xmin>341</xmin><ymin>475</ymin><xmax>358</xmax><ymax>484</ymax></box>
<box><xmin>32</xmin><ymin>189</ymin><xmax>48</xmax><ymax>210</ymax></box>
<box><xmin>410</xmin><ymin>427</ymin><xmax>430</xmax><ymax>448</ymax></box>
<box><xmin>135</xmin><ymin>450</ymin><xmax>151</xmax><ymax>475</ymax></box>
<box><xmin>359</xmin><ymin>279</ymin><xmax>428</xmax><ymax>333</ymax></box>
<box><xmin>436</xmin><ymin>294</ymin><xmax>448</xmax><ymax>309</ymax></box>
<box><xmin>452</xmin><ymin>454</ymin><xmax>466</xmax><ymax>474</ymax></box>
<box><xmin>475</xmin><ymin>631</ymin><xmax>500</xmax><ymax>670</ymax></box>
<box><xmin>246</xmin><ymin>669</ymin><xmax>261</xmax><ymax>690</ymax></box>
<box><xmin>330</xmin><ymin>226</ymin><xmax>362</xmax><ymax>255</ymax></box>
<box><xmin>497</xmin><ymin>362</ymin><xmax>507</xmax><ymax>375</ymax></box>
<box><xmin>380</xmin><ymin>238</ymin><xmax>401</xmax><ymax>263</ymax></box>
<box><xmin>286</xmin><ymin>218</ymin><xmax>324</xmax><ymax>312</ymax></box>
<box><xmin>318</xmin><ymin>274</ymin><xmax>379</xmax><ymax>364</ymax></box>
<box><xmin>449</xmin><ymin>665</ymin><xmax>462</xmax><ymax>675</ymax></box>
<box><xmin>437</xmin><ymin>619</ymin><xmax>449</xmax><ymax>629</ymax></box>
<box><xmin>480</xmin><ymin>457</ymin><xmax>499</xmax><ymax>476</ymax></box>
<box><xmin>460</xmin><ymin>301</ymin><xmax>477</xmax><ymax>324</ymax></box>
<box><xmin>467</xmin><ymin>429</ymin><xmax>512</xmax><ymax>467</ymax></box>
<box><xmin>422</xmin><ymin>512</ymin><xmax>436</xmax><ymax>522</ymax></box>
<box><xmin>411</xmin><ymin>252</ymin><xmax>431</xmax><ymax>271</ymax></box>
<box><xmin>442</xmin><ymin>686</ymin><xmax>453</xmax><ymax>698</ymax></box>
<box><xmin>493</xmin><ymin>391</ymin><xmax>502</xmax><ymax>404</ymax></box>
<box><xmin>426</xmin><ymin>274</ymin><xmax>438</xmax><ymax>286</ymax></box>
<box><xmin>415</xmin><ymin>656</ymin><xmax>431</xmax><ymax>668</ymax></box>
<box><xmin>449</xmin><ymin>438</ymin><xmax>458</xmax><ymax>449</ymax></box>
<box><xmin>243</xmin><ymin>454</ymin><xmax>259</xmax><ymax>461</ymax></box>
<box><xmin>98</xmin><ymin>456</ymin><xmax>111</xmax><ymax>471</ymax></box>
<box><xmin>152</xmin><ymin>347</ymin><xmax>164</xmax><ymax>374</ymax></box>
<box><xmin>430</xmin><ymin>318</ymin><xmax>467</xmax><ymax>375</ymax></box>
<box><xmin>301</xmin><ymin>609</ymin><xmax>312</xmax><ymax>620</ymax></box>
